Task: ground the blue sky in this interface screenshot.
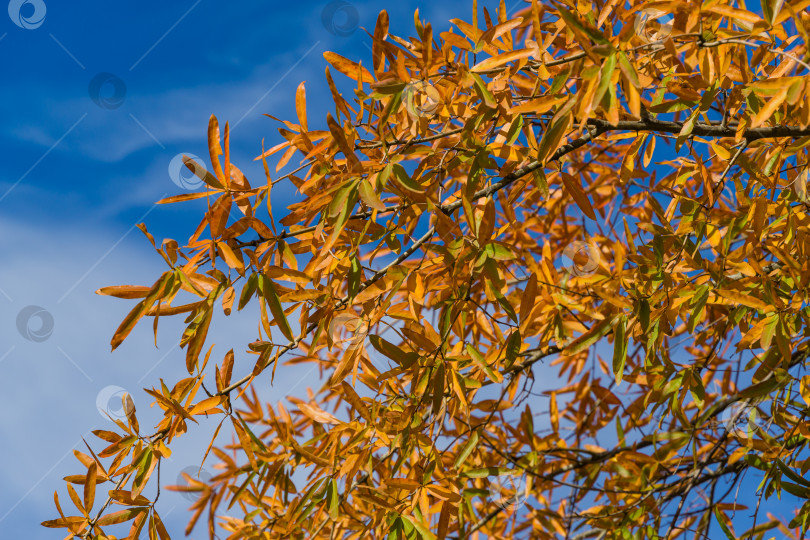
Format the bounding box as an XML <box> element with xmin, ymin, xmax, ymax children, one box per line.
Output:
<box><xmin>0</xmin><ymin>1</ymin><xmax>481</xmax><ymax>537</ymax></box>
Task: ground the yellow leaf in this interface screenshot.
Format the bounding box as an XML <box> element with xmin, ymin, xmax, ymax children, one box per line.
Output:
<box><xmin>297</xmin><ymin>402</ymin><xmax>340</xmax><ymax>425</ymax></box>
<box><xmin>564</xmin><ymin>315</ymin><xmax>617</xmax><ymax>355</ymax></box>
<box><xmin>217</xmin><ymin>241</ymin><xmax>244</xmax><ymax>270</ymax></box>
<box><xmin>549</xmin><ymin>392</ymin><xmax>559</xmax><ymax>433</ymax></box>
<box><xmin>189</xmin><ymin>396</ymin><xmax>225</xmax><ymax>416</ymax></box>
<box><xmin>97</xmin><ymin>507</ymin><xmax>147</xmax><ymax>526</ymax></box>
<box><xmin>715</xmin><ymin>289</ymin><xmax>773</xmax><ymax>313</ymax></box>
<box><xmin>471</xmin><ymin>48</ymin><xmax>534</xmax><ymax>72</ymax></box>
<box><xmin>509</xmin><ymin>95</ymin><xmax>568</xmax><ymax>115</ymax></box>
<box><xmin>263</xmin><ymin>266</ymin><xmax>312</xmax><ymax>286</ymax></box>
<box><xmin>385</xmin><ymin>478</ymin><xmax>421</xmax><ymax>490</ymax></box>
<box><xmin>705</xmin><ymin>5</ymin><xmax>763</xmax><ymax>23</ymax></box>
<box><xmin>750</xmin><ymin>86</ymin><xmax>787</xmax><ymax>128</ymax></box>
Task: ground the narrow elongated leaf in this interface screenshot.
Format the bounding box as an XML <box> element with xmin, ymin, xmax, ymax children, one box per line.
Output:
<box><xmin>561</xmin><ymin>173</ymin><xmax>597</xmax><ymax>220</ymax></box>
<box><xmin>613</xmin><ymin>315</ymin><xmax>627</xmax><ymax>385</ymax></box>
<box><xmin>453</xmin><ymin>430</ymin><xmax>479</xmax><ymax>469</ymax></box>
<box><xmin>258</xmin><ymin>275</ymin><xmax>294</xmax><ymax>341</ymax></box>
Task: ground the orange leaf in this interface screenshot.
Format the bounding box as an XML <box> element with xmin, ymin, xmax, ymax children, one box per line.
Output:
<box><xmin>296</xmin><ymin>81</ymin><xmax>308</xmax><ymax>132</ymax></box>
<box><xmin>189</xmin><ymin>396</ymin><xmax>225</xmax><ymax>416</ymax></box>
<box><xmin>96</xmin><ymin>286</ymin><xmax>150</xmax><ymax>299</ymax></box>
<box><xmin>83</xmin><ymin>462</ymin><xmax>97</xmax><ymax>513</ymax></box>
<box><xmin>297</xmin><ymin>402</ymin><xmax>340</xmax><ymax>425</ymax></box>
<box><xmin>471</xmin><ymin>48</ymin><xmax>535</xmax><ymax>72</ymax></box>
<box><xmin>208</xmin><ymin>115</ymin><xmax>226</xmax><ymax>183</ymax></box>
<box><xmin>509</xmin><ymin>95</ymin><xmax>568</xmax><ymax>115</ymax></box>
<box><xmin>217</xmin><ymin>241</ymin><xmax>244</xmax><ymax>270</ymax></box>
<box><xmin>561</xmin><ymin>173</ymin><xmax>596</xmax><ymax>220</ymax></box>
<box><xmin>96</xmin><ymin>507</ymin><xmax>147</xmax><ymax>526</ymax></box>
<box><xmin>323</xmin><ymin>51</ymin><xmax>374</xmax><ymax>83</ymax></box>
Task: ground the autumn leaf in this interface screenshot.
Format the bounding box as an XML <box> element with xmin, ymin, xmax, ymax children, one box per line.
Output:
<box><xmin>561</xmin><ymin>172</ymin><xmax>597</xmax><ymax>220</ymax></box>
<box><xmin>323</xmin><ymin>51</ymin><xmax>374</xmax><ymax>83</ymax></box>
<box><xmin>48</xmin><ymin>4</ymin><xmax>810</xmax><ymax>540</ymax></box>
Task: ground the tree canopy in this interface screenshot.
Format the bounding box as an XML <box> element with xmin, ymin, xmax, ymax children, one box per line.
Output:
<box><xmin>45</xmin><ymin>0</ymin><xmax>810</xmax><ymax>538</ymax></box>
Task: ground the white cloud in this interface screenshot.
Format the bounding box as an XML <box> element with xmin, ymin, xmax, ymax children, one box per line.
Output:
<box><xmin>0</xmin><ymin>214</ymin><xmax>312</xmax><ymax>537</ymax></box>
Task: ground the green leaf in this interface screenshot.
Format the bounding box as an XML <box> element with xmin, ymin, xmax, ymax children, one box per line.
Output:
<box><xmin>565</xmin><ymin>315</ymin><xmax>617</xmax><ymax>355</ymax></box>
<box><xmin>613</xmin><ymin>315</ymin><xmax>627</xmax><ymax>385</ymax></box>
<box><xmin>470</xmin><ymin>72</ymin><xmax>496</xmax><ymax>108</ymax></box>
<box><xmin>714</xmin><ymin>508</ymin><xmax>736</xmax><ymax>540</ymax></box>
<box><xmin>392</xmin><ymin>163</ymin><xmax>425</xmax><ymax>194</ymax></box>
<box><xmin>327</xmin><ymin>478</ymin><xmax>339</xmax><ymax>520</ymax></box>
<box><xmin>184</xmin><ymin>306</ymin><xmax>213</xmax><ymax>374</ymax></box>
<box><xmin>453</xmin><ymin>430</ymin><xmax>479</xmax><ymax>469</ymax></box>
<box><xmin>537</xmin><ymin>101</ymin><xmax>574</xmax><ymax>163</ymax></box>
<box><xmin>776</xmin><ymin>459</ymin><xmax>810</xmax><ymax>487</ymax></box>
<box><xmin>504</xmin><ymin>331</ymin><xmax>521</xmax><ymax>368</ymax></box>
<box><xmin>687</xmin><ymin>285</ymin><xmax>710</xmax><ymax>333</ymax></box>
<box><xmin>592</xmin><ymin>51</ymin><xmax>617</xmax><ymax>110</ymax></box>
<box><xmin>648</xmin><ymin>99</ymin><xmax>698</xmax><ymax>114</ymax></box>
<box><xmin>459</xmin><ymin>467</ymin><xmax>515</xmax><ymax>478</ymax></box>
<box><xmin>348</xmin><ymin>256</ymin><xmax>361</xmax><ymax>300</ymax></box>
<box><xmin>740</xmin><ymin>377</ymin><xmax>781</xmax><ymax>399</ymax></box>
<box><xmin>555</xmin><ymin>5</ymin><xmax>610</xmax><ymax>45</ymax></box>
<box><xmin>506</xmin><ymin>114</ymin><xmax>524</xmax><ymax>145</ymax></box>
<box><xmin>258</xmin><ymin>274</ymin><xmax>294</xmax><ymax>341</ymax></box>
<box><xmin>532</xmin><ymin>169</ymin><xmax>549</xmax><ymax>198</ymax></box>
<box><xmin>133</xmin><ymin>447</ymin><xmax>153</xmax><ymax>492</ymax></box>
<box><xmin>96</xmin><ymin>507</ymin><xmax>148</xmax><ymax>527</ymax></box>
<box><xmin>238</xmin><ymin>273</ymin><xmax>258</xmax><ymax>311</ymax></box>
<box><xmin>358</xmin><ymin>178</ymin><xmax>386</xmax><ymax>211</ymax></box>
<box><xmin>548</xmin><ymin>64</ymin><xmax>572</xmax><ymax>95</ymax></box>
<box><xmin>467</xmin><ymin>344</ymin><xmax>501</xmax><ymax>383</ymax></box>
<box><xmin>371</xmin><ymin>80</ymin><xmax>407</xmax><ymax>95</ymax></box>
<box><xmin>676</xmin><ymin>108</ymin><xmax>700</xmax><ymax>151</ymax></box>
<box><xmin>617</xmin><ymin>51</ymin><xmax>640</xmax><ymax>88</ymax></box>
<box><xmin>369</xmin><ymin>335</ymin><xmax>417</xmax><ymax>367</ymax></box>
<box><xmin>327</xmin><ymin>180</ymin><xmax>358</xmax><ymax>218</ymax></box>
<box><xmin>379</xmin><ymin>90</ymin><xmax>403</xmax><ymax>129</ymax></box>
<box><xmin>783</xmin><ymin>481</ymin><xmax>810</xmax><ymax>498</ymax></box>
<box><xmin>761</xmin><ymin>0</ymin><xmax>775</xmax><ymax>23</ymax></box>
<box><xmin>638</xmin><ymin>299</ymin><xmax>650</xmax><ymax>332</ymax></box>
<box><xmin>401</xmin><ymin>514</ymin><xmax>437</xmax><ymax>540</ymax></box>
<box><xmin>484</xmin><ymin>242</ymin><xmax>515</xmax><ymax>261</ymax></box>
